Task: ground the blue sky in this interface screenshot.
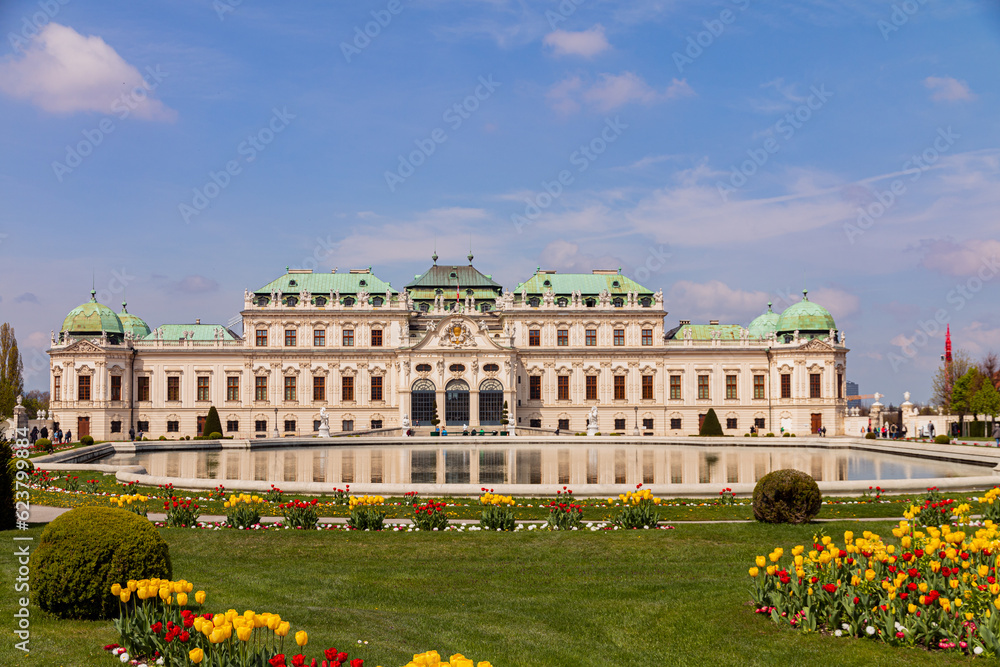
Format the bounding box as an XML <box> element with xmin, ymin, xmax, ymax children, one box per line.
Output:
<box><xmin>0</xmin><ymin>0</ymin><xmax>998</xmax><ymax>402</ymax></box>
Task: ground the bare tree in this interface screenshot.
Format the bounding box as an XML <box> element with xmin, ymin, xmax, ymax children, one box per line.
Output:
<box><xmin>0</xmin><ymin>324</ymin><xmax>23</xmax><ymax>418</ymax></box>
<box><xmin>931</xmin><ymin>349</ymin><xmax>973</xmax><ymax>411</ymax></box>
<box><xmin>981</xmin><ymin>351</ymin><xmax>999</xmax><ymax>390</ymax></box>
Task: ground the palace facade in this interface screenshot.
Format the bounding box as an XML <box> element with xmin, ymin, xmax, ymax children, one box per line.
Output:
<box><xmin>47</xmin><ymin>257</ymin><xmax>849</xmax><ymax>439</ymax></box>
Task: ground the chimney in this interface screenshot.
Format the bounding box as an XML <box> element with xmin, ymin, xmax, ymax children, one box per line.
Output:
<box><xmin>196</xmin><ymin>318</ymin><xmax>201</xmax><ymax>325</ymax></box>
<box><xmin>709</xmin><ymin>320</ymin><xmax>719</xmax><ymax>326</ymax></box>
<box><xmin>679</xmin><ymin>319</ymin><xmax>690</xmax><ymax>326</ymax></box>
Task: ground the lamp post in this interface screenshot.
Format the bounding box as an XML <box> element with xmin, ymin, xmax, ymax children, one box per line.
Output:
<box><xmin>273</xmin><ymin>407</ymin><xmax>278</xmax><ymax>439</ymax></box>
<box><xmin>633</xmin><ymin>405</ymin><xmax>639</xmax><ymax>436</ymax></box>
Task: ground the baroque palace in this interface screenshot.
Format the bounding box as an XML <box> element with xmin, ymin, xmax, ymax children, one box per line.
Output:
<box><xmin>47</xmin><ymin>255</ymin><xmax>849</xmax><ymax>440</ymax></box>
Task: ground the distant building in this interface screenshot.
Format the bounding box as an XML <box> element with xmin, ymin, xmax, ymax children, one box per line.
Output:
<box><xmin>47</xmin><ymin>258</ymin><xmax>850</xmax><ymax>439</ymax></box>
<box><xmin>846</xmin><ymin>381</ymin><xmax>860</xmax><ymax>409</ymax></box>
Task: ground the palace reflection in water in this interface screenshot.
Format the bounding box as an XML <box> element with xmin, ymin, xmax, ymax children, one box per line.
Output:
<box><xmin>99</xmin><ymin>445</ymin><xmax>983</xmax><ymax>487</ymax></box>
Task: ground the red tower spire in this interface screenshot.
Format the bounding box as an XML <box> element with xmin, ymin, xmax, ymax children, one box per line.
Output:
<box><xmin>945</xmin><ymin>325</ymin><xmax>953</xmax><ymax>364</ymax></box>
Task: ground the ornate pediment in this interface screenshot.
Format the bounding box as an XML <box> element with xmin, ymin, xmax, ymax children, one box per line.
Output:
<box><xmin>60</xmin><ymin>339</ymin><xmax>104</xmax><ymax>355</ymax></box>
<box><xmin>800</xmin><ymin>338</ymin><xmax>834</xmax><ymax>352</ymax></box>
<box><xmin>409</xmin><ymin>316</ymin><xmax>507</xmax><ymax>351</ymax></box>
<box><xmin>442</xmin><ymin>321</ymin><xmax>475</xmax><ymax>348</ymax></box>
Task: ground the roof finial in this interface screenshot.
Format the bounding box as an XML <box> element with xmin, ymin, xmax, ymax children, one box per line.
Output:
<box><xmin>468</xmin><ymin>236</ymin><xmax>473</xmax><ymax>264</ymax></box>
<box><xmin>91</xmin><ymin>273</ymin><xmax>96</xmax><ymax>302</ymax></box>
<box><xmin>767</xmin><ymin>301</ymin><xmax>773</xmax><ymax>312</ymax></box>
<box><xmin>122</xmin><ymin>287</ymin><xmax>127</xmax><ymax>313</ymax></box>
<box><xmin>802</xmin><ymin>288</ymin><xmax>809</xmax><ymax>301</ymax></box>
<box><xmin>431</xmin><ymin>251</ymin><xmax>438</xmax><ymax>264</ymax></box>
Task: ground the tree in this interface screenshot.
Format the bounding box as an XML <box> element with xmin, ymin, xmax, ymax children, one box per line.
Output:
<box><xmin>0</xmin><ymin>324</ymin><xmax>23</xmax><ymax>419</ymax></box>
<box><xmin>981</xmin><ymin>351</ymin><xmax>1000</xmax><ymax>390</ymax></box>
<box><xmin>971</xmin><ymin>381</ymin><xmax>1000</xmax><ymax>431</ymax></box>
<box><xmin>699</xmin><ymin>408</ymin><xmax>724</xmax><ymax>437</ymax></box>
<box><xmin>951</xmin><ymin>368</ymin><xmax>981</xmax><ymax>430</ymax></box>
<box><xmin>931</xmin><ymin>349</ymin><xmax>972</xmax><ymax>411</ymax></box>
<box><xmin>430</xmin><ymin>401</ymin><xmax>440</xmax><ymax>428</ymax></box>
<box><xmin>203</xmin><ymin>406</ymin><xmax>222</xmax><ymax>438</ymax></box>
<box><xmin>21</xmin><ymin>390</ymin><xmax>50</xmax><ymax>420</ymax></box>
<box><xmin>500</xmin><ymin>400</ymin><xmax>509</xmax><ymax>429</ymax></box>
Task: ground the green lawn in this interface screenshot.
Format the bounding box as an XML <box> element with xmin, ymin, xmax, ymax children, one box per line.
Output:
<box><xmin>0</xmin><ymin>521</ymin><xmax>981</xmax><ymax>667</ymax></box>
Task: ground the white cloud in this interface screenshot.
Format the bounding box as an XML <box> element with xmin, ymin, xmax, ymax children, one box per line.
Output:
<box><xmin>543</xmin><ymin>25</ymin><xmax>610</xmax><ymax>58</ymax></box>
<box><xmin>548</xmin><ymin>71</ymin><xmax>694</xmax><ymax>114</ymax></box>
<box><xmin>0</xmin><ymin>23</ymin><xmax>175</xmax><ymax>121</ymax></box>
<box><xmin>919</xmin><ymin>238</ymin><xmax>1000</xmax><ymax>277</ymax></box>
<box><xmin>923</xmin><ymin>76</ymin><xmax>976</xmax><ymax>102</ymax></box>
<box><xmin>665</xmin><ymin>280</ymin><xmax>770</xmax><ymax>324</ymax></box>
<box><xmin>538</xmin><ymin>239</ymin><xmax>622</xmax><ymax>273</ymax></box>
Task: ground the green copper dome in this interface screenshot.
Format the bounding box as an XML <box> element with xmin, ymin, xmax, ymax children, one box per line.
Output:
<box><xmin>118</xmin><ymin>302</ymin><xmax>151</xmax><ymax>339</ymax></box>
<box><xmin>748</xmin><ymin>302</ymin><xmax>780</xmax><ymax>339</ymax></box>
<box><xmin>61</xmin><ymin>290</ymin><xmax>124</xmax><ymax>336</ymax></box>
<box><xmin>776</xmin><ymin>290</ymin><xmax>836</xmax><ymax>334</ymax></box>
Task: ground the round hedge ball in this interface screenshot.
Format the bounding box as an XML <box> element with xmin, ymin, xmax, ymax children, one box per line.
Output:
<box><xmin>32</xmin><ymin>506</ymin><xmax>172</xmax><ymax>620</ymax></box>
<box><xmin>752</xmin><ymin>469</ymin><xmax>822</xmax><ymax>524</ymax></box>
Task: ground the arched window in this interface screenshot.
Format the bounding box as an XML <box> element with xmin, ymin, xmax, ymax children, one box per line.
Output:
<box><xmin>445</xmin><ymin>379</ymin><xmax>470</xmax><ymax>425</ymax></box>
<box><xmin>479</xmin><ymin>379</ymin><xmax>504</xmax><ymax>425</ymax></box>
<box><xmin>410</xmin><ymin>379</ymin><xmax>435</xmax><ymax>424</ymax></box>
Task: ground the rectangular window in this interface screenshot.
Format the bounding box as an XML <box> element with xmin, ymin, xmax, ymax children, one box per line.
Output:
<box><xmin>226</xmin><ymin>376</ymin><xmax>239</xmax><ymax>401</ymax></box>
<box><xmin>613</xmin><ymin>329</ymin><xmax>625</xmax><ymax>346</ymax></box>
<box><xmin>255</xmin><ymin>329</ymin><xmax>267</xmax><ymax>347</ymax></box>
<box><xmin>528</xmin><ymin>329</ymin><xmax>540</xmax><ymax>346</ymax></box>
<box><xmin>313</xmin><ymin>329</ymin><xmax>325</xmax><ymax>347</ymax></box>
<box><xmin>53</xmin><ymin>376</ymin><xmax>61</xmax><ymax>401</ymax></box>
<box><xmin>110</xmin><ymin>420</ymin><xmax>121</xmax><ymax>433</ymax></box>
<box><xmin>342</xmin><ymin>376</ymin><xmax>354</xmax><ymax>401</ymax></box>
<box><xmin>313</xmin><ymin>420</ymin><xmax>321</xmax><ymax>432</ymax></box>
<box><xmin>137</xmin><ymin>420</ymin><xmax>149</xmax><ymax>432</ymax></box>
<box><xmin>614</xmin><ymin>375</ymin><xmax>626</xmax><ymax>400</ymax></box>
<box><xmin>313</xmin><ymin>376</ymin><xmax>325</xmax><ymax>402</ymax></box>
<box><xmin>342</xmin><ymin>329</ymin><xmax>354</xmax><ymax>346</ymax></box>
<box><xmin>614</xmin><ymin>418</ymin><xmax>626</xmax><ymax>431</ymax></box>
<box><xmin>725</xmin><ymin>375</ymin><xmax>737</xmax><ymax>400</ymax></box>
<box><xmin>110</xmin><ymin>375</ymin><xmax>122</xmax><ymax>401</ymax></box>
<box><xmin>226</xmin><ymin>420</ymin><xmax>239</xmax><ymax>432</ymax></box>
<box><xmin>558</xmin><ymin>418</ymin><xmax>569</xmax><ymax>431</ymax></box>
<box><xmin>342</xmin><ymin>420</ymin><xmax>354</xmax><ymax>432</ymax></box>
<box><xmin>137</xmin><ymin>376</ymin><xmax>149</xmax><ymax>402</ymax></box>
<box><xmin>255</xmin><ymin>420</ymin><xmax>267</xmax><ymax>433</ymax></box>
<box><xmin>670</xmin><ymin>375</ymin><xmax>681</xmax><ymax>400</ymax></box>
<box><xmin>529</xmin><ymin>418</ymin><xmax>542</xmax><ymax>428</ymax></box>
<box><xmin>641</xmin><ymin>328</ymin><xmax>653</xmax><ymax>346</ymax></box>
<box><xmin>371</xmin><ymin>329</ymin><xmax>383</xmax><ymax>347</ymax></box>
<box><xmin>670</xmin><ymin>418</ymin><xmax>682</xmax><ymax>430</ymax></box>
<box><xmin>753</xmin><ymin>375</ymin><xmax>765</xmax><ymax>400</ymax></box>
<box><xmin>167</xmin><ymin>376</ymin><xmax>179</xmax><ymax>402</ymax></box>
<box><xmin>781</xmin><ymin>374</ymin><xmax>792</xmax><ymax>399</ymax></box>
<box><xmin>529</xmin><ymin>376</ymin><xmax>541</xmax><ymax>400</ymax></box>
<box><xmin>697</xmin><ymin>375</ymin><xmax>709</xmax><ymax>400</ymax></box>
<box><xmin>810</xmin><ymin>373</ymin><xmax>822</xmax><ymax>399</ymax></box>
<box><xmin>586</xmin><ymin>376</ymin><xmax>598</xmax><ymax>400</ymax></box>
<box><xmin>557</xmin><ymin>375</ymin><xmax>569</xmax><ymax>400</ymax></box>
<box><xmin>371</xmin><ymin>419</ymin><xmax>383</xmax><ymax>430</ymax></box>
<box><xmin>371</xmin><ymin>376</ymin><xmax>383</xmax><ymax>401</ymax></box>
<box><xmin>557</xmin><ymin>329</ymin><xmax>568</xmax><ymax>346</ymax></box>
<box><xmin>167</xmin><ymin>420</ymin><xmax>179</xmax><ymax>433</ymax></box>
<box><xmin>642</xmin><ymin>418</ymin><xmax>654</xmax><ymax>431</ymax></box>
<box><xmin>255</xmin><ymin>376</ymin><xmax>267</xmax><ymax>401</ymax></box>
<box><xmin>755</xmin><ymin>417</ymin><xmax>766</xmax><ymax>429</ymax></box>
<box><xmin>197</xmin><ymin>376</ymin><xmax>210</xmax><ymax>402</ymax></box>
<box><xmin>837</xmin><ymin>372</ymin><xmax>843</xmax><ymax>399</ymax></box>
<box><xmin>284</xmin><ymin>420</ymin><xmax>296</xmax><ymax>433</ymax></box>
<box><xmin>726</xmin><ymin>418</ymin><xmax>738</xmax><ymax>430</ymax></box>
<box><xmin>585</xmin><ymin>329</ymin><xmax>597</xmax><ymax>346</ymax></box>
<box><xmin>642</xmin><ymin>375</ymin><xmax>653</xmax><ymax>400</ymax></box>
<box><xmin>284</xmin><ymin>377</ymin><xmax>296</xmax><ymax>402</ymax></box>
<box><xmin>285</xmin><ymin>329</ymin><xmax>296</xmax><ymax>347</ymax></box>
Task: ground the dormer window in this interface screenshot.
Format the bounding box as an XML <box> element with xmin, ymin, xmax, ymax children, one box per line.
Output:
<box><xmin>612</xmin><ymin>280</ymin><xmax>620</xmax><ymax>288</ymax></box>
<box><xmin>314</xmin><ymin>296</ymin><xmax>327</xmax><ymax>307</ymax></box>
<box><xmin>543</xmin><ymin>280</ymin><xmax>551</xmax><ymax>287</ymax></box>
<box><xmin>613</xmin><ymin>298</ymin><xmax>624</xmax><ymax>307</ymax></box>
<box><xmin>372</xmin><ymin>296</ymin><xmax>384</xmax><ymax>307</ymax></box>
<box><xmin>449</xmin><ymin>272</ymin><xmax>457</xmax><ymax>279</ymax></box>
<box><xmin>639</xmin><ymin>297</ymin><xmax>651</xmax><ymax>307</ymax></box>
<box><xmin>359</xmin><ymin>279</ymin><xmax>367</xmax><ymax>286</ymax></box>
<box><xmin>481</xmin><ymin>303</ymin><xmax>491</xmax><ymax>312</ymax></box>
<box><xmin>256</xmin><ymin>296</ymin><xmax>269</xmax><ymax>307</ymax></box>
<box><xmin>342</xmin><ymin>296</ymin><xmax>355</xmax><ymax>307</ymax></box>
<box><xmin>419</xmin><ymin>303</ymin><xmax>429</xmax><ymax>312</ymax></box>
<box><xmin>557</xmin><ymin>298</ymin><xmax>568</xmax><ymax>307</ymax></box>
<box><xmin>528</xmin><ymin>297</ymin><xmax>540</xmax><ymax>307</ymax></box>
<box><xmin>289</xmin><ymin>279</ymin><xmax>297</xmax><ymax>287</ymax></box>
<box><xmin>285</xmin><ymin>296</ymin><xmax>298</xmax><ymax>307</ymax></box>
<box><xmin>585</xmin><ymin>298</ymin><xmax>596</xmax><ymax>307</ymax></box>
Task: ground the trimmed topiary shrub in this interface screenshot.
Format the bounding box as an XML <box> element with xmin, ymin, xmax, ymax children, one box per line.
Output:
<box><xmin>33</xmin><ymin>438</ymin><xmax>53</xmax><ymax>454</ymax></box>
<box><xmin>699</xmin><ymin>409</ymin><xmax>724</xmax><ymax>436</ymax></box>
<box><xmin>32</xmin><ymin>506</ymin><xmax>171</xmax><ymax>619</ymax></box>
<box><xmin>203</xmin><ymin>406</ymin><xmax>222</xmax><ymax>439</ymax></box>
<box><xmin>80</xmin><ymin>435</ymin><xmax>94</xmax><ymax>447</ymax></box>
<box><xmin>865</xmin><ymin>432</ymin><xmax>877</xmax><ymax>440</ymax></box>
<box><xmin>207</xmin><ymin>431</ymin><xmax>222</xmax><ymax>440</ymax></box>
<box><xmin>934</xmin><ymin>434</ymin><xmax>951</xmax><ymax>445</ymax></box>
<box><xmin>752</xmin><ymin>469</ymin><xmax>822</xmax><ymax>524</ymax></box>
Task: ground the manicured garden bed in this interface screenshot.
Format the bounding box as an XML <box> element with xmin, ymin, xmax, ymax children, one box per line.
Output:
<box><xmin>0</xmin><ymin>521</ymin><xmax>979</xmax><ymax>667</ymax></box>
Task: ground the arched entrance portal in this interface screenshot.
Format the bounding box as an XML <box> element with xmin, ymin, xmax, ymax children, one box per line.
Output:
<box><xmin>445</xmin><ymin>379</ymin><xmax>470</xmax><ymax>426</ymax></box>
<box><xmin>479</xmin><ymin>379</ymin><xmax>504</xmax><ymax>425</ymax></box>
<box><xmin>410</xmin><ymin>379</ymin><xmax>436</xmax><ymax>426</ymax></box>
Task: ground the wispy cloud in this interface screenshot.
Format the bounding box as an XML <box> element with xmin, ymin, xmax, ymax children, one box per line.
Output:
<box><xmin>924</xmin><ymin>76</ymin><xmax>976</xmax><ymax>102</ymax></box>
<box><xmin>543</xmin><ymin>25</ymin><xmax>611</xmax><ymax>58</ymax></box>
<box><xmin>548</xmin><ymin>71</ymin><xmax>694</xmax><ymax>114</ymax></box>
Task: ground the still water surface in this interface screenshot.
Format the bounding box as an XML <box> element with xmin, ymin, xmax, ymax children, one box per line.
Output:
<box><xmin>95</xmin><ymin>444</ymin><xmax>985</xmax><ymax>487</ymax></box>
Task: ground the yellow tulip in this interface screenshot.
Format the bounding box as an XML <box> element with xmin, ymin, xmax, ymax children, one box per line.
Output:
<box><xmin>189</xmin><ymin>648</ymin><xmax>204</xmax><ymax>664</ymax></box>
<box><xmin>755</xmin><ymin>556</ymin><xmax>766</xmax><ymax>568</ymax></box>
<box><xmin>276</xmin><ymin>621</ymin><xmax>290</xmax><ymax>637</ymax></box>
<box><xmin>195</xmin><ymin>590</ymin><xmax>206</xmax><ymax>604</ymax></box>
<box><xmin>210</xmin><ymin>628</ymin><xmax>225</xmax><ymax>644</ymax></box>
<box><xmin>296</xmin><ymin>630</ymin><xmax>308</xmax><ymax>647</ymax></box>
<box><xmin>267</xmin><ymin>615</ymin><xmax>281</xmax><ymax>630</ymax></box>
<box><xmin>177</xmin><ymin>592</ymin><xmax>188</xmax><ymax>606</ymax></box>
<box><xmin>749</xmin><ymin>567</ymin><xmax>759</xmax><ymax>577</ymax></box>
<box><xmin>213</xmin><ymin>613</ymin><xmax>225</xmax><ymax>628</ymax></box>
<box><xmin>111</xmin><ymin>583</ymin><xmax>122</xmax><ymax>596</ymax></box>
<box><xmin>119</xmin><ymin>590</ymin><xmax>131</xmax><ymax>603</ymax></box>
<box><xmin>237</xmin><ymin>625</ymin><xmax>252</xmax><ymax>641</ymax></box>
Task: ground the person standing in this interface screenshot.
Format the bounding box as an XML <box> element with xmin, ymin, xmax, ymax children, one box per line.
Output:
<box><xmin>993</xmin><ymin>422</ymin><xmax>1000</xmax><ymax>447</ymax></box>
<box><xmin>40</xmin><ymin>425</ymin><xmax>48</xmax><ymax>440</ymax></box>
<box><xmin>129</xmin><ymin>426</ymin><xmax>135</xmax><ymax>441</ymax></box>
<box><xmin>29</xmin><ymin>426</ymin><xmax>38</xmax><ymax>444</ymax></box>
<box><xmin>65</xmin><ymin>429</ymin><xmax>72</xmax><ymax>443</ymax></box>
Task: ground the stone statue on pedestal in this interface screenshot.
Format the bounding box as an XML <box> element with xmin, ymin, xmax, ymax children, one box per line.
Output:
<box><xmin>587</xmin><ymin>405</ymin><xmax>599</xmax><ymax>436</ymax></box>
<box><xmin>317</xmin><ymin>407</ymin><xmax>331</xmax><ymax>438</ymax></box>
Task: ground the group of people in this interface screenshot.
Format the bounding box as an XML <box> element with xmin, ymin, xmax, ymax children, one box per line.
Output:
<box><xmin>861</xmin><ymin>423</ymin><xmax>908</xmax><ymax>439</ymax></box>
<box><xmin>28</xmin><ymin>425</ymin><xmax>72</xmax><ymax>444</ymax></box>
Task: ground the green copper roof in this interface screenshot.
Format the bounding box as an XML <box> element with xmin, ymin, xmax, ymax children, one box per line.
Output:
<box><xmin>665</xmin><ymin>324</ymin><xmax>745</xmax><ymax>341</ymax></box>
<box><xmin>144</xmin><ymin>324</ymin><xmax>240</xmax><ymax>342</ymax></box>
<box><xmin>515</xmin><ymin>270</ymin><xmax>654</xmax><ymax>295</ymax></box>
<box><xmin>776</xmin><ymin>290</ymin><xmax>836</xmax><ymax>333</ymax></box>
<box><xmin>254</xmin><ymin>269</ymin><xmax>395</xmax><ymax>297</ymax></box>
<box><xmin>405</xmin><ymin>264</ymin><xmax>503</xmax><ymax>291</ymax></box>
<box><xmin>61</xmin><ymin>291</ymin><xmax>124</xmax><ymax>335</ymax></box>
<box><xmin>747</xmin><ymin>303</ymin><xmax>780</xmax><ymax>338</ymax></box>
<box><xmin>118</xmin><ymin>303</ymin><xmax>151</xmax><ymax>339</ymax></box>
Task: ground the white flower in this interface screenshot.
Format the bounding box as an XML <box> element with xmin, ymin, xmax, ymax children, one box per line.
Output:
<box><xmin>834</xmin><ymin>630</ymin><xmax>842</xmax><ymax>637</ymax></box>
<box><xmin>156</xmin><ymin>658</ymin><xmax>165</xmax><ymax>665</ymax></box>
<box><xmin>120</xmin><ymin>653</ymin><xmax>130</xmax><ymax>663</ymax></box>
<box><xmin>842</xmin><ymin>623</ymin><xmax>849</xmax><ymax>630</ymax></box>
<box><xmin>865</xmin><ymin>626</ymin><xmax>875</xmax><ymax>635</ymax></box>
<box><xmin>975</xmin><ymin>647</ymin><xmax>984</xmax><ymax>655</ymax></box>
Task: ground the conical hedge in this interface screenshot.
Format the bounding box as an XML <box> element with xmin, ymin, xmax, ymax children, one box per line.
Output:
<box><xmin>203</xmin><ymin>405</ymin><xmax>222</xmax><ymax>438</ymax></box>
<box><xmin>700</xmin><ymin>408</ymin><xmax>724</xmax><ymax>436</ymax></box>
